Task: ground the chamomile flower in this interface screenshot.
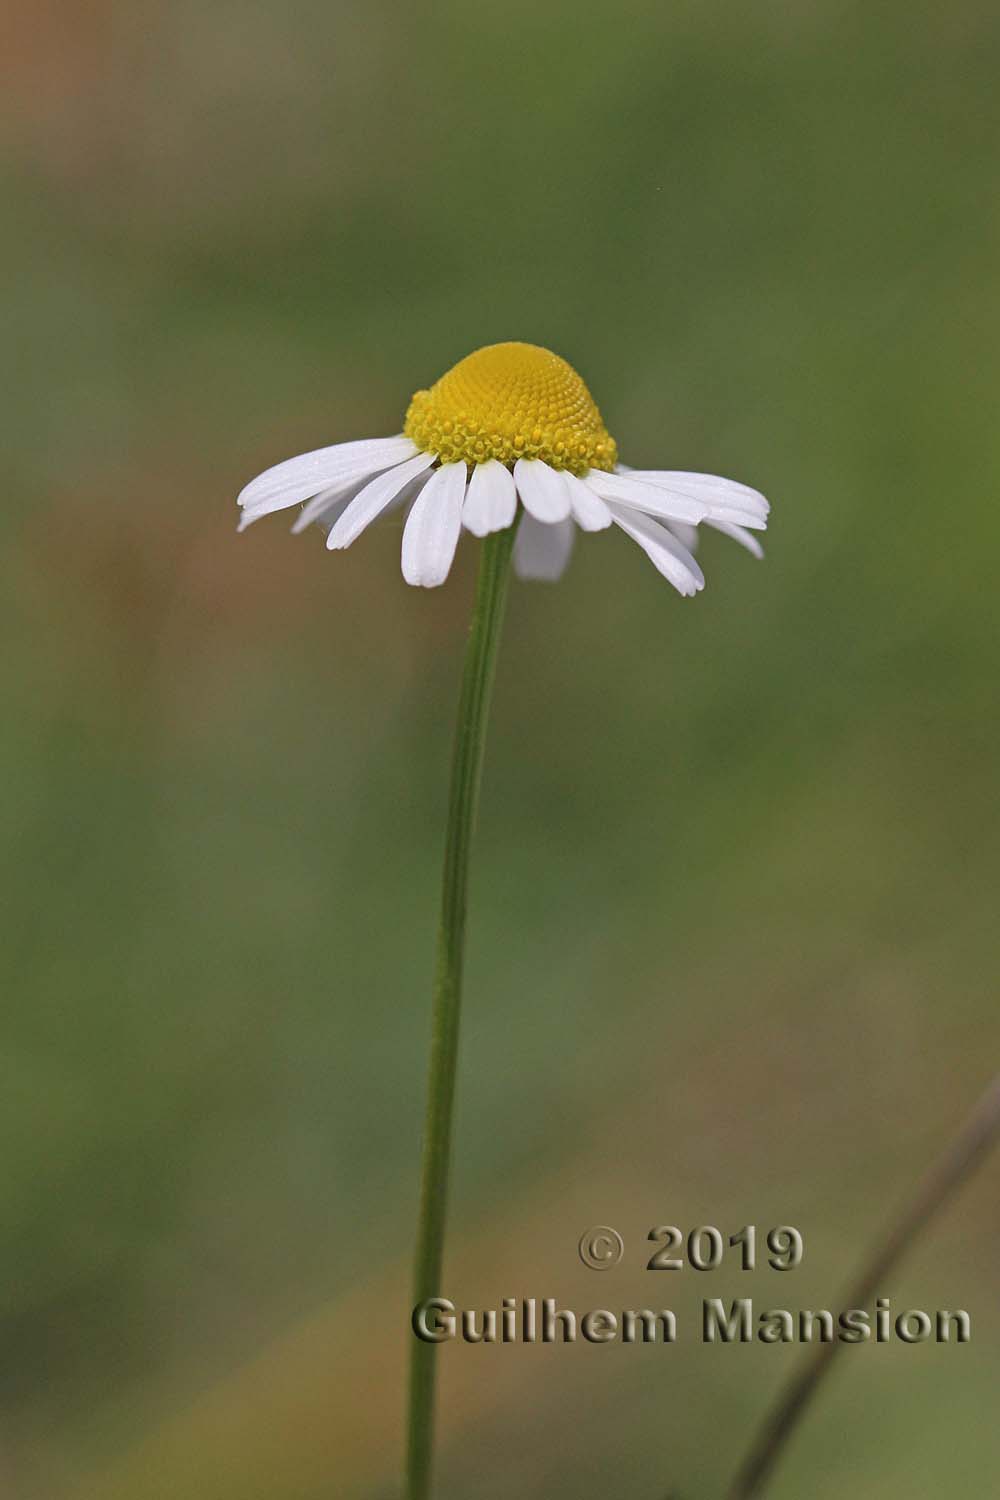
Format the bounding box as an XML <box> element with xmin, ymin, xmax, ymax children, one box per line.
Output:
<box><xmin>237</xmin><ymin>342</ymin><xmax>769</xmax><ymax>594</ymax></box>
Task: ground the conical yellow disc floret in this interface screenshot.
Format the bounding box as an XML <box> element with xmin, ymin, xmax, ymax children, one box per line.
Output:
<box><xmin>404</xmin><ymin>342</ymin><xmax>617</xmax><ymax>476</ymax></box>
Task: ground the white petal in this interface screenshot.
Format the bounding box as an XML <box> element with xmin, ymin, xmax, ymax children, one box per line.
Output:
<box><xmin>513</xmin><ymin>458</ymin><xmax>572</xmax><ymax>523</ymax></box>
<box><xmin>701</xmin><ymin>508</ymin><xmax>768</xmax><ymax>531</ymax></box>
<box><xmin>308</xmin><ymin>471</ymin><xmax>425</xmax><ymax>540</ymax></box>
<box><xmin>401</xmin><ymin>462</ymin><xmax>467</xmax><ymax>587</ymax></box>
<box><xmin>628</xmin><ymin>469</ymin><xmax>770</xmax><ymax>523</ymax></box>
<box><xmin>463</xmin><ymin>460</ymin><xmax>517</xmax><ymax>537</ymax></box>
<box><xmin>583</xmin><ymin>469</ymin><xmax>707</xmax><ymax>526</ymax></box>
<box><xmin>562</xmin><ymin>471</ymin><xmax>612</xmax><ymax>531</ymax></box>
<box><xmin>237</xmin><ymin>435</ymin><xmax>418</xmax><ymax>521</ymax></box>
<box><xmin>667</xmin><ymin>520</ymin><xmax>700</xmax><ymax>553</ymax></box>
<box><xmin>513</xmin><ymin>515</ymin><xmax>576</xmax><ymax>581</ymax></box>
<box><xmin>706</xmin><ymin>517</ymin><xmax>765</xmax><ymax>559</ymax></box>
<box><xmin>608</xmin><ymin>505</ymin><xmax>705</xmax><ymax>596</ymax></box>
<box><xmin>289</xmin><ymin>479</ymin><xmax>358</xmax><ymax>534</ymax></box>
<box><xmin>635</xmin><ymin>468</ymin><xmax>768</xmax><ymax>504</ymax></box>
<box><xmin>326</xmin><ymin>451</ymin><xmax>436</xmax><ymax>550</ymax></box>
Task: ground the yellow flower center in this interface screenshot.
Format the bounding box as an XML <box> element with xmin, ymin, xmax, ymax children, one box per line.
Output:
<box><xmin>403</xmin><ymin>342</ymin><xmax>618</xmax><ymax>475</ymax></box>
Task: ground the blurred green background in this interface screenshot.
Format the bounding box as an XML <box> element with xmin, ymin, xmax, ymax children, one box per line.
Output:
<box><xmin>3</xmin><ymin>1</ymin><xmax>999</xmax><ymax>1496</ymax></box>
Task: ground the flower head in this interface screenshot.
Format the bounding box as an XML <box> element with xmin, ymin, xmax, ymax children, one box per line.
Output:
<box><xmin>403</xmin><ymin>341</ymin><xmax>617</xmax><ymax>475</ymax></box>
<box><xmin>237</xmin><ymin>341</ymin><xmax>770</xmax><ymax>593</ymax></box>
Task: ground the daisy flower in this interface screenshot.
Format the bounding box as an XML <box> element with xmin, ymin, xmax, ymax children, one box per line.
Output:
<box><xmin>237</xmin><ymin>341</ymin><xmax>769</xmax><ymax>594</ymax></box>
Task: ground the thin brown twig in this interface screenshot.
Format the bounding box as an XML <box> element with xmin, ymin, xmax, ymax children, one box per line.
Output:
<box><xmin>727</xmin><ymin>1072</ymin><xmax>1000</xmax><ymax>1499</ymax></box>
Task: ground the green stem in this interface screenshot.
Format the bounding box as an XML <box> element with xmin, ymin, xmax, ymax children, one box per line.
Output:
<box><xmin>406</xmin><ymin>522</ymin><xmax>518</xmax><ymax>1500</ymax></box>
